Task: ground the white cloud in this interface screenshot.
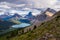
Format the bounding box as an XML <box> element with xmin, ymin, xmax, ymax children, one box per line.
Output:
<box><xmin>26</xmin><ymin>0</ymin><xmax>57</xmax><ymax>8</ymax></box>
<box><xmin>0</xmin><ymin>12</ymin><xmax>4</xmax><ymax>15</ymax></box>
<box><xmin>32</xmin><ymin>9</ymin><xmax>41</xmax><ymax>16</ymax></box>
<box><xmin>0</xmin><ymin>2</ymin><xmax>26</xmax><ymax>9</ymax></box>
<box><xmin>0</xmin><ymin>2</ymin><xmax>11</xmax><ymax>9</ymax></box>
<box><xmin>9</xmin><ymin>10</ymin><xmax>29</xmax><ymax>15</ymax></box>
<box><xmin>0</xmin><ymin>5</ymin><xmax>11</xmax><ymax>9</ymax></box>
<box><xmin>15</xmin><ymin>4</ymin><xmax>26</xmax><ymax>7</ymax></box>
<box><xmin>0</xmin><ymin>0</ymin><xmax>60</xmax><ymax>11</ymax></box>
<box><xmin>22</xmin><ymin>8</ymin><xmax>32</xmax><ymax>11</ymax></box>
<box><xmin>25</xmin><ymin>0</ymin><xmax>60</xmax><ymax>11</ymax></box>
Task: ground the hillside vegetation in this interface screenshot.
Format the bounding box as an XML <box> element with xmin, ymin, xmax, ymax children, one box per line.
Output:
<box><xmin>0</xmin><ymin>11</ymin><xmax>60</xmax><ymax>40</ymax></box>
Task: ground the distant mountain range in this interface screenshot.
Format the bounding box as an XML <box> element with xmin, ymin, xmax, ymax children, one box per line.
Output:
<box><xmin>0</xmin><ymin>13</ymin><xmax>22</xmax><ymax>21</ymax></box>
<box><xmin>0</xmin><ymin>8</ymin><xmax>57</xmax><ymax>22</ymax></box>
<box><xmin>0</xmin><ymin>8</ymin><xmax>57</xmax><ymax>30</ymax></box>
<box><xmin>24</xmin><ymin>12</ymin><xmax>35</xmax><ymax>20</ymax></box>
<box><xmin>0</xmin><ymin>14</ymin><xmax>8</xmax><ymax>18</ymax></box>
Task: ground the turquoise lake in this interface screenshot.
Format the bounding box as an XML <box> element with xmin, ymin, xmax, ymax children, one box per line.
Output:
<box><xmin>12</xmin><ymin>23</ymin><xmax>31</xmax><ymax>28</ymax></box>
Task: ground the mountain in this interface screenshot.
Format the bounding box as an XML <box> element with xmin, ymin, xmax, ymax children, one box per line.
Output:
<box><xmin>1</xmin><ymin>11</ymin><xmax>60</xmax><ymax>40</ymax></box>
<box><xmin>1</xmin><ymin>13</ymin><xmax>22</xmax><ymax>21</ymax></box>
<box><xmin>45</xmin><ymin>8</ymin><xmax>56</xmax><ymax>14</ymax></box>
<box><xmin>25</xmin><ymin>12</ymin><xmax>32</xmax><ymax>17</ymax></box>
<box><xmin>10</xmin><ymin>20</ymin><xmax>21</xmax><ymax>24</ymax></box>
<box><xmin>10</xmin><ymin>13</ymin><xmax>22</xmax><ymax>20</ymax></box>
<box><xmin>35</xmin><ymin>13</ymin><xmax>47</xmax><ymax>21</ymax></box>
<box><xmin>0</xmin><ymin>12</ymin><xmax>10</xmax><ymax>19</ymax></box>
<box><xmin>24</xmin><ymin>12</ymin><xmax>35</xmax><ymax>20</ymax></box>
<box><xmin>19</xmin><ymin>18</ymin><xmax>31</xmax><ymax>23</ymax></box>
<box><xmin>35</xmin><ymin>8</ymin><xmax>56</xmax><ymax>21</ymax></box>
<box><xmin>0</xmin><ymin>20</ymin><xmax>16</xmax><ymax>30</ymax></box>
<box><xmin>0</xmin><ymin>15</ymin><xmax>8</xmax><ymax>18</ymax></box>
<box><xmin>12</xmin><ymin>13</ymin><xmax>22</xmax><ymax>18</ymax></box>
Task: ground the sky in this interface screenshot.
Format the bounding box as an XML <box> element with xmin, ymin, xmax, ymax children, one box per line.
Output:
<box><xmin>0</xmin><ymin>0</ymin><xmax>60</xmax><ymax>8</ymax></box>
<box><xmin>0</xmin><ymin>0</ymin><xmax>60</xmax><ymax>16</ymax></box>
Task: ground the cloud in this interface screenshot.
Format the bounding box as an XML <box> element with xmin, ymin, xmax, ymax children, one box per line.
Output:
<box><xmin>14</xmin><ymin>4</ymin><xmax>26</xmax><ymax>7</ymax></box>
<box><xmin>0</xmin><ymin>0</ymin><xmax>60</xmax><ymax>11</ymax></box>
<box><xmin>25</xmin><ymin>0</ymin><xmax>60</xmax><ymax>11</ymax></box>
<box><xmin>26</xmin><ymin>0</ymin><xmax>57</xmax><ymax>8</ymax></box>
<box><xmin>50</xmin><ymin>0</ymin><xmax>60</xmax><ymax>11</ymax></box>
<box><xmin>0</xmin><ymin>0</ymin><xmax>27</xmax><ymax>4</ymax></box>
<box><xmin>0</xmin><ymin>2</ymin><xmax>26</xmax><ymax>9</ymax></box>
<box><xmin>0</xmin><ymin>5</ymin><xmax>11</xmax><ymax>9</ymax></box>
